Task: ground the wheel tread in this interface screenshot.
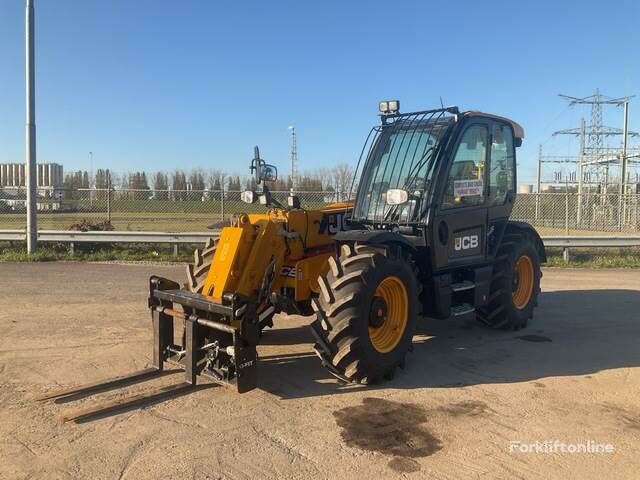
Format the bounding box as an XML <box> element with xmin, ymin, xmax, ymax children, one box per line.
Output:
<box><xmin>312</xmin><ymin>243</ymin><xmax>419</xmax><ymax>384</ymax></box>
<box><xmin>185</xmin><ymin>237</ymin><xmax>217</xmax><ymax>293</ymax></box>
<box><xmin>477</xmin><ymin>229</ymin><xmax>541</xmax><ymax>330</ymax></box>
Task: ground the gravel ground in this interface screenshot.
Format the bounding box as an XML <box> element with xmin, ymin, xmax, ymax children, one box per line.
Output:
<box><xmin>0</xmin><ymin>263</ymin><xmax>638</xmax><ymax>479</ymax></box>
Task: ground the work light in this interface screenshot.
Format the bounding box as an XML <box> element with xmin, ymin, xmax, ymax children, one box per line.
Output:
<box><xmin>287</xmin><ymin>194</ymin><xmax>301</xmax><ymax>209</ymax></box>
<box><xmin>379</xmin><ymin>99</ymin><xmax>400</xmax><ymax>114</ymax></box>
<box><xmin>241</xmin><ymin>190</ymin><xmax>257</xmax><ymax>204</ymax></box>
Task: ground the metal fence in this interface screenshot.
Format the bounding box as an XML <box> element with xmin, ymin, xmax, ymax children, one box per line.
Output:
<box><xmin>1</xmin><ymin>187</ymin><xmax>639</xmax><ymax>235</ymax></box>
<box><xmin>512</xmin><ymin>193</ymin><xmax>640</xmax><ymax>235</ymax></box>
<box><xmin>0</xmin><ymin>188</ymin><xmax>347</xmax><ymax>232</ymax></box>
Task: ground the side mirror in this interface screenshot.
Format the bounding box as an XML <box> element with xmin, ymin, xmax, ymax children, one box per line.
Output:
<box><xmin>259</xmin><ymin>164</ymin><xmax>278</xmax><ymax>182</ymax></box>
<box><xmin>385</xmin><ymin>189</ymin><xmax>409</xmax><ymax>205</ymax></box>
<box><xmin>241</xmin><ymin>190</ymin><xmax>257</xmax><ymax>204</ymax></box>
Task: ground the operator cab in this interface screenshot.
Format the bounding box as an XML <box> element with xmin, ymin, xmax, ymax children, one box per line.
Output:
<box><xmin>347</xmin><ymin>101</ymin><xmax>524</xmax><ymax>272</ymax></box>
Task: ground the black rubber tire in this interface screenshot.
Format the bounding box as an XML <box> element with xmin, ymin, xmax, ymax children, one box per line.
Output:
<box><xmin>314</xmin><ymin>243</ymin><xmax>419</xmax><ymax>384</ymax></box>
<box><xmin>478</xmin><ymin>231</ymin><xmax>542</xmax><ymax>330</ymax></box>
<box><xmin>185</xmin><ymin>237</ymin><xmax>218</xmax><ymax>294</ymax></box>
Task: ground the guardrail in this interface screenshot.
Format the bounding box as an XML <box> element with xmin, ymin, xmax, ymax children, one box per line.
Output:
<box><xmin>1</xmin><ymin>230</ymin><xmax>638</xmax><ymax>260</ymax></box>
<box><xmin>0</xmin><ymin>230</ymin><xmax>218</xmax><ymax>244</ymax></box>
<box><xmin>0</xmin><ymin>230</ymin><xmax>220</xmax><ymax>256</ymax></box>
<box><xmin>540</xmin><ymin>236</ymin><xmax>640</xmax><ymax>261</ymax></box>
<box><xmin>1</xmin><ymin>230</ymin><xmax>640</xmax><ymax>246</ymax></box>
<box><xmin>541</xmin><ymin>236</ymin><xmax>640</xmax><ymax>247</ymax></box>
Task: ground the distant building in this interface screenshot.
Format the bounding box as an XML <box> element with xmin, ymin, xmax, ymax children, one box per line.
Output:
<box><xmin>0</xmin><ymin>162</ymin><xmax>64</xmax><ymax>197</ymax></box>
<box><xmin>0</xmin><ymin>189</ymin><xmax>61</xmax><ymax>211</ymax></box>
<box><xmin>0</xmin><ymin>163</ymin><xmax>64</xmax><ymax>210</ymax></box>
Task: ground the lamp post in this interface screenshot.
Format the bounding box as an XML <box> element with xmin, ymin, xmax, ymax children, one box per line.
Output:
<box><xmin>25</xmin><ymin>0</ymin><xmax>38</xmax><ymax>253</ymax></box>
<box><xmin>288</xmin><ymin>125</ymin><xmax>297</xmax><ymax>192</ymax></box>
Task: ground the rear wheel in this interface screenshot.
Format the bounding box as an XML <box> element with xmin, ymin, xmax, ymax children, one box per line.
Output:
<box><xmin>312</xmin><ymin>243</ymin><xmax>419</xmax><ymax>384</ymax></box>
<box><xmin>185</xmin><ymin>237</ymin><xmax>218</xmax><ymax>293</ymax></box>
<box><xmin>478</xmin><ymin>231</ymin><xmax>541</xmax><ymax>329</ymax></box>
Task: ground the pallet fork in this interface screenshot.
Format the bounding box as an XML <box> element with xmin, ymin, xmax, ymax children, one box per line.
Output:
<box><xmin>36</xmin><ymin>276</ymin><xmax>261</xmax><ymax>422</ymax></box>
<box><xmin>147</xmin><ymin>275</ymin><xmax>260</xmax><ymax>393</ymax></box>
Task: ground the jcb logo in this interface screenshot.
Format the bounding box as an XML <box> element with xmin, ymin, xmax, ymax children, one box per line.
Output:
<box><xmin>280</xmin><ymin>266</ymin><xmax>297</xmax><ymax>278</ymax></box>
<box><xmin>454</xmin><ymin>235</ymin><xmax>479</xmax><ymax>251</ymax></box>
<box><xmin>317</xmin><ymin>212</ymin><xmax>348</xmax><ymax>235</ymax></box>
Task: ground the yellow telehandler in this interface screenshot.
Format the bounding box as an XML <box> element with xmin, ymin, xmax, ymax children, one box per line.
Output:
<box><xmin>39</xmin><ymin>102</ymin><xmax>544</xmax><ymax>421</ymax></box>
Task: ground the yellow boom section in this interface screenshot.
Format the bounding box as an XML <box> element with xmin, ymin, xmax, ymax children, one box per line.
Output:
<box><xmin>201</xmin><ymin>217</ymin><xmax>255</xmax><ymax>300</ymax></box>
<box><xmin>202</xmin><ymin>202</ymin><xmax>352</xmax><ymax>304</ymax></box>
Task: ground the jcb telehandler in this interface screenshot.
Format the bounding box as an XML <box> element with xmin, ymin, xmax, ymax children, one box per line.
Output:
<box><xmin>39</xmin><ymin>102</ymin><xmax>544</xmax><ymax>419</ymax></box>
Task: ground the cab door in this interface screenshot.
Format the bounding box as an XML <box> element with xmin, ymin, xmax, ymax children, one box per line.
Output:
<box><xmin>486</xmin><ymin>121</ymin><xmax>517</xmax><ymax>257</ymax></box>
<box><xmin>430</xmin><ymin>121</ymin><xmax>490</xmax><ymax>271</ymax></box>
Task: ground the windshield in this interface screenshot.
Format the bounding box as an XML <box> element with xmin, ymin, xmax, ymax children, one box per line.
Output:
<box><xmin>352</xmin><ymin>113</ymin><xmax>455</xmax><ymax>224</ymax></box>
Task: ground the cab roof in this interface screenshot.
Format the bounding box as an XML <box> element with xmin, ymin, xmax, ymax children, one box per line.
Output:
<box><xmin>463</xmin><ymin>111</ymin><xmax>525</xmax><ymax>141</ymax></box>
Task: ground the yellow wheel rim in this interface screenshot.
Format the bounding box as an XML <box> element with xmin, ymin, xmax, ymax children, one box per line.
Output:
<box><xmin>512</xmin><ymin>255</ymin><xmax>534</xmax><ymax>310</ymax></box>
<box><xmin>369</xmin><ymin>276</ymin><xmax>408</xmax><ymax>353</ymax></box>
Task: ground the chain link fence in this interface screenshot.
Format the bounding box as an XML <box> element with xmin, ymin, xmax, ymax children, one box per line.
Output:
<box><xmin>0</xmin><ymin>188</ymin><xmax>348</xmax><ymax>232</ymax></box>
<box><xmin>1</xmin><ymin>187</ymin><xmax>639</xmax><ymax>235</ymax></box>
<box><xmin>512</xmin><ymin>193</ymin><xmax>640</xmax><ymax>235</ymax></box>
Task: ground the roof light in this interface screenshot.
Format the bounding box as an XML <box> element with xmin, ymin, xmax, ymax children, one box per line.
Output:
<box><xmin>379</xmin><ymin>99</ymin><xmax>400</xmax><ymax>114</ymax></box>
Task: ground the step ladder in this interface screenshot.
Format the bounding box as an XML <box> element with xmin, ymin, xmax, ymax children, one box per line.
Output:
<box><xmin>450</xmin><ymin>280</ymin><xmax>476</xmax><ymax>317</ymax></box>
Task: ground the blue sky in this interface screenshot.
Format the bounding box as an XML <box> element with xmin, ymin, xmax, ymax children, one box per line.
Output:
<box><xmin>0</xmin><ymin>0</ymin><xmax>638</xmax><ymax>184</ymax></box>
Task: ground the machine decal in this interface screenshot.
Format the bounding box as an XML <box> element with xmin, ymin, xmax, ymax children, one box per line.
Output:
<box><xmin>454</xmin><ymin>179</ymin><xmax>483</xmax><ymax>197</ymax></box>
<box><xmin>316</xmin><ymin>212</ymin><xmax>348</xmax><ymax>235</ymax></box>
<box><xmin>449</xmin><ymin>227</ymin><xmax>483</xmax><ymax>257</ymax></box>
<box><xmin>281</xmin><ymin>265</ymin><xmax>297</xmax><ymax>278</ymax></box>
<box><xmin>455</xmin><ymin>235</ymin><xmax>478</xmax><ymax>251</ymax></box>
<box><xmin>238</xmin><ymin>360</ymin><xmax>255</xmax><ymax>370</ymax></box>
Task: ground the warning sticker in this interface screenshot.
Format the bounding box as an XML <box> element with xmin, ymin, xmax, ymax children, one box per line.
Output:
<box><xmin>454</xmin><ymin>179</ymin><xmax>483</xmax><ymax>197</ymax></box>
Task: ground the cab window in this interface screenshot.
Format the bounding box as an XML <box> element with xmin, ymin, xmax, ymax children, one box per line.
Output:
<box><xmin>488</xmin><ymin>124</ymin><xmax>515</xmax><ymax>205</ymax></box>
<box><xmin>442</xmin><ymin>125</ymin><xmax>487</xmax><ymax>209</ymax></box>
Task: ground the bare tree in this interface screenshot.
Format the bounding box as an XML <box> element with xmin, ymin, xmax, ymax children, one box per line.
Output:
<box><xmin>331</xmin><ymin>163</ymin><xmax>355</xmax><ymax>201</ymax></box>
<box><xmin>172</xmin><ymin>170</ymin><xmax>188</xmax><ymax>201</ymax></box>
<box><xmin>189</xmin><ymin>169</ymin><xmax>206</xmax><ymax>191</ymax></box>
<box><xmin>153</xmin><ymin>171</ymin><xmax>169</xmax><ymax>200</ymax></box>
<box><xmin>207</xmin><ymin>169</ymin><xmax>224</xmax><ymax>191</ymax></box>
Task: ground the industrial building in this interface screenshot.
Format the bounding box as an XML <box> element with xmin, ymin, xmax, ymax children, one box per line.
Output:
<box><xmin>0</xmin><ymin>162</ymin><xmax>63</xmax><ymax>197</ymax></box>
<box><xmin>0</xmin><ymin>162</ymin><xmax>64</xmax><ymax>211</ymax></box>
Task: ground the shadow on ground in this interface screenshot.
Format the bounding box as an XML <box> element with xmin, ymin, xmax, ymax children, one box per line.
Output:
<box><xmin>257</xmin><ymin>289</ymin><xmax>640</xmax><ymax>399</ymax></box>
<box><xmin>39</xmin><ymin>288</ymin><xmax>640</xmax><ymax>421</ymax></box>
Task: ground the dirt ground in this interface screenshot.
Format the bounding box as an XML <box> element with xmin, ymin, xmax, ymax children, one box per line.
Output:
<box><xmin>0</xmin><ymin>263</ymin><xmax>638</xmax><ymax>479</ymax></box>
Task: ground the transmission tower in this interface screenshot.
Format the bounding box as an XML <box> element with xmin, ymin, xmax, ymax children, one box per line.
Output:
<box><xmin>554</xmin><ymin>90</ymin><xmax>638</xmax><ymax>189</ymax></box>
<box><xmin>548</xmin><ymin>90</ymin><xmax>640</xmax><ymax>228</ymax></box>
<box><xmin>555</xmin><ymin>90</ymin><xmax>637</xmax><ymax>156</ymax></box>
<box><xmin>288</xmin><ymin>126</ymin><xmax>297</xmax><ymax>191</ymax></box>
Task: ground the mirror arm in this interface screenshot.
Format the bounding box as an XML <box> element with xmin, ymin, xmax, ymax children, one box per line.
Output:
<box><xmin>260</xmin><ymin>183</ymin><xmax>288</xmax><ymax>210</ymax></box>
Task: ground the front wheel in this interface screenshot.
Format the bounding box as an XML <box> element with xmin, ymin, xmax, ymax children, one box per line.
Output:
<box><xmin>312</xmin><ymin>243</ymin><xmax>419</xmax><ymax>384</ymax></box>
